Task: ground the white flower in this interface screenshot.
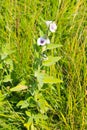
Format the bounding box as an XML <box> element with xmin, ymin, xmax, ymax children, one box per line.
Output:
<box><xmin>37</xmin><ymin>37</ymin><xmax>50</xmax><ymax>46</ymax></box>
<box><xmin>37</xmin><ymin>37</ymin><xmax>47</xmax><ymax>46</ymax></box>
<box><xmin>46</xmin><ymin>21</ymin><xmax>57</xmax><ymax>33</ymax></box>
<box><xmin>45</xmin><ymin>21</ymin><xmax>52</xmax><ymax>27</ymax></box>
<box><xmin>49</xmin><ymin>22</ymin><xmax>57</xmax><ymax>32</ymax></box>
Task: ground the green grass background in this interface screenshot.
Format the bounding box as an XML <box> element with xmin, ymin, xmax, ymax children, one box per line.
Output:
<box><xmin>0</xmin><ymin>0</ymin><xmax>87</xmax><ymax>130</ymax></box>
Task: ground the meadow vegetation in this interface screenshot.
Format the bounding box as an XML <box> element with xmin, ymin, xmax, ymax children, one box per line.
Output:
<box><xmin>0</xmin><ymin>0</ymin><xmax>87</xmax><ymax>130</ymax></box>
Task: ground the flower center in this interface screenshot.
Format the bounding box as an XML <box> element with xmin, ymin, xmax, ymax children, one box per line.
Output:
<box><xmin>51</xmin><ymin>25</ymin><xmax>54</xmax><ymax>29</ymax></box>
<box><xmin>40</xmin><ymin>39</ymin><xmax>44</xmax><ymax>44</ymax></box>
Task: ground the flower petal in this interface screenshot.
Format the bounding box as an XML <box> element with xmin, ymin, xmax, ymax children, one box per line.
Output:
<box><xmin>45</xmin><ymin>21</ymin><xmax>52</xmax><ymax>27</ymax></box>
<box><xmin>49</xmin><ymin>22</ymin><xmax>57</xmax><ymax>32</ymax></box>
<box><xmin>37</xmin><ymin>37</ymin><xmax>46</xmax><ymax>46</ymax></box>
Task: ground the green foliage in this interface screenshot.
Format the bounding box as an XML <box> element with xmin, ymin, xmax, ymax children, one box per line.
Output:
<box><xmin>0</xmin><ymin>0</ymin><xmax>87</xmax><ymax>130</ymax></box>
<box><xmin>0</xmin><ymin>43</ymin><xmax>14</xmax><ymax>86</ymax></box>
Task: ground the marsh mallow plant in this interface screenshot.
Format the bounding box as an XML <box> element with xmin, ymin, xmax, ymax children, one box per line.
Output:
<box><xmin>8</xmin><ymin>19</ymin><xmax>62</xmax><ymax>130</ymax></box>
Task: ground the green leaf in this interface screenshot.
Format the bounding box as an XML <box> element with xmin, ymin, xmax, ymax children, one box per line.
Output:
<box><xmin>24</xmin><ymin>117</ymin><xmax>33</xmax><ymax>129</ymax></box>
<box><xmin>34</xmin><ymin>92</ymin><xmax>51</xmax><ymax>113</ymax></box>
<box><xmin>34</xmin><ymin>114</ymin><xmax>48</xmax><ymax>121</ymax></box>
<box><xmin>43</xmin><ymin>56</ymin><xmax>61</xmax><ymax>66</ymax></box>
<box><xmin>47</xmin><ymin>44</ymin><xmax>62</xmax><ymax>50</ymax></box>
<box><xmin>31</xmin><ymin>123</ymin><xmax>36</xmax><ymax>130</ymax></box>
<box><xmin>10</xmin><ymin>80</ymin><xmax>28</xmax><ymax>92</ymax></box>
<box><xmin>25</xmin><ymin>111</ymin><xmax>31</xmax><ymax>117</ymax></box>
<box><xmin>0</xmin><ymin>63</ymin><xmax>3</xmax><ymax>69</ymax></box>
<box><xmin>43</xmin><ymin>75</ymin><xmax>63</xmax><ymax>84</ymax></box>
<box><xmin>0</xmin><ymin>90</ymin><xmax>5</xmax><ymax>101</ymax></box>
<box><xmin>37</xmin><ymin>98</ymin><xmax>50</xmax><ymax>113</ymax></box>
<box><xmin>35</xmin><ymin>70</ymin><xmax>62</xmax><ymax>85</ymax></box>
<box><xmin>10</xmin><ymin>85</ymin><xmax>28</xmax><ymax>92</ymax></box>
<box><xmin>1</xmin><ymin>53</ymin><xmax>8</xmax><ymax>60</ymax></box>
<box><xmin>35</xmin><ymin>71</ymin><xmax>44</xmax><ymax>88</ymax></box>
<box><xmin>3</xmin><ymin>75</ymin><xmax>12</xmax><ymax>82</ymax></box>
<box><xmin>17</xmin><ymin>100</ymin><xmax>29</xmax><ymax>109</ymax></box>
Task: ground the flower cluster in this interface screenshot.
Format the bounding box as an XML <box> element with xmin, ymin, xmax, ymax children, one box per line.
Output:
<box><xmin>37</xmin><ymin>20</ymin><xmax>57</xmax><ymax>46</ymax></box>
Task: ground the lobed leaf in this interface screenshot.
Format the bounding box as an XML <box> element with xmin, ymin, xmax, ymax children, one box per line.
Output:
<box><xmin>43</xmin><ymin>56</ymin><xmax>61</xmax><ymax>66</ymax></box>
<box><xmin>35</xmin><ymin>70</ymin><xmax>63</xmax><ymax>85</ymax></box>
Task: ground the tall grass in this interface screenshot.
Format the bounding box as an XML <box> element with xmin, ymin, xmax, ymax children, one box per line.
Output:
<box><xmin>0</xmin><ymin>0</ymin><xmax>87</xmax><ymax>130</ymax></box>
